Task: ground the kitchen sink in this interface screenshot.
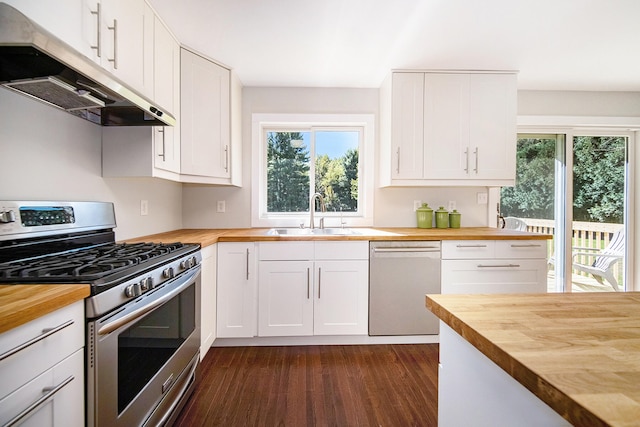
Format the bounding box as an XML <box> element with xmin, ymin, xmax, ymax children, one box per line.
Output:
<box><xmin>266</xmin><ymin>227</ymin><xmax>360</xmax><ymax>236</ymax></box>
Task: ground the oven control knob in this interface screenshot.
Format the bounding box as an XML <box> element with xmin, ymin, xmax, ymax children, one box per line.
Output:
<box><xmin>191</xmin><ymin>256</ymin><xmax>198</xmax><ymax>267</ymax></box>
<box><xmin>162</xmin><ymin>267</ymin><xmax>174</xmax><ymax>279</ymax></box>
<box><xmin>140</xmin><ymin>277</ymin><xmax>149</xmax><ymax>291</ymax></box>
<box><xmin>124</xmin><ymin>284</ymin><xmax>136</xmax><ymax>298</ymax></box>
<box><xmin>147</xmin><ymin>277</ymin><xmax>155</xmax><ymax>289</ymax></box>
<box><xmin>180</xmin><ymin>257</ymin><xmax>196</xmax><ymax>269</ymax></box>
<box><xmin>0</xmin><ymin>210</ymin><xmax>16</xmax><ymax>223</ymax></box>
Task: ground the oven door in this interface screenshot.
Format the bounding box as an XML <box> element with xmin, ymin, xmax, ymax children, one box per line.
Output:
<box><xmin>87</xmin><ymin>265</ymin><xmax>201</xmax><ymax>427</ymax></box>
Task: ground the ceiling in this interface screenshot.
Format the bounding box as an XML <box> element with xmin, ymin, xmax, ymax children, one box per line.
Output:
<box><xmin>147</xmin><ymin>0</ymin><xmax>640</xmax><ymax>91</ymax></box>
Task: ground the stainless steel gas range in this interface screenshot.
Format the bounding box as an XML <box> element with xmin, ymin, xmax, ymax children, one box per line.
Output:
<box><xmin>0</xmin><ymin>201</ymin><xmax>201</xmax><ymax>427</ymax></box>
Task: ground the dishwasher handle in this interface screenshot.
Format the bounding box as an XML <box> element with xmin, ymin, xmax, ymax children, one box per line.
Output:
<box><xmin>372</xmin><ymin>247</ymin><xmax>440</xmax><ymax>253</ymax></box>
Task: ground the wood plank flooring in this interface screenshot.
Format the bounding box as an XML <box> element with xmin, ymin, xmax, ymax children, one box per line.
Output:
<box><xmin>174</xmin><ymin>344</ymin><xmax>439</xmax><ymax>427</ymax></box>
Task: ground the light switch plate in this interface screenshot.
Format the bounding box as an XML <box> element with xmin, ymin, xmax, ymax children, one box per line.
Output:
<box><xmin>217</xmin><ymin>200</ymin><xmax>226</xmax><ymax>213</ymax></box>
<box><xmin>477</xmin><ymin>192</ymin><xmax>488</xmax><ymax>204</ymax></box>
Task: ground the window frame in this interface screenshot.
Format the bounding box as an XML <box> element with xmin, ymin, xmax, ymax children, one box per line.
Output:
<box><xmin>251</xmin><ymin>113</ymin><xmax>374</xmax><ymax>228</ymax></box>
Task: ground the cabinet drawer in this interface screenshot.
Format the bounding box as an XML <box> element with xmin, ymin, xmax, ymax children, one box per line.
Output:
<box><xmin>258</xmin><ymin>242</ymin><xmax>314</xmax><ymax>260</ymax></box>
<box><xmin>495</xmin><ymin>241</ymin><xmax>547</xmax><ymax>259</ymax></box>
<box><xmin>0</xmin><ymin>301</ymin><xmax>84</xmax><ymax>400</ymax></box>
<box><xmin>0</xmin><ymin>349</ymin><xmax>84</xmax><ymax>427</ymax></box>
<box><xmin>442</xmin><ymin>240</ymin><xmax>495</xmax><ymax>259</ymax></box>
<box><xmin>441</xmin><ymin>259</ymin><xmax>547</xmax><ymax>294</ymax></box>
<box><xmin>314</xmin><ymin>241</ymin><xmax>369</xmax><ymax>260</ymax></box>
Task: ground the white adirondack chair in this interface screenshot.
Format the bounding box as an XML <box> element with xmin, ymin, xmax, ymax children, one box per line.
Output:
<box><xmin>571</xmin><ymin>229</ymin><xmax>625</xmax><ymax>291</ymax></box>
<box><xmin>503</xmin><ymin>217</ymin><xmax>528</xmax><ymax>231</ymax></box>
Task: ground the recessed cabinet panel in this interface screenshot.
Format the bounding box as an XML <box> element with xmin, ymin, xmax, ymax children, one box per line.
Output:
<box><xmin>181</xmin><ymin>49</ymin><xmax>231</xmax><ymax>179</ymax></box>
<box><xmin>391</xmin><ymin>73</ymin><xmax>425</xmax><ymax>179</ymax></box>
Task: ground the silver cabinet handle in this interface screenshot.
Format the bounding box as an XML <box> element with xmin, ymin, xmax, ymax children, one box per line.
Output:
<box><xmin>0</xmin><ymin>320</ymin><xmax>74</xmax><ymax>362</ymax></box>
<box><xmin>396</xmin><ymin>147</ymin><xmax>400</xmax><ymax>174</ymax></box>
<box><xmin>90</xmin><ymin>3</ymin><xmax>101</xmax><ymax>57</ymax></box>
<box><xmin>317</xmin><ymin>267</ymin><xmax>321</xmax><ymax>299</ymax></box>
<box><xmin>464</xmin><ymin>148</ymin><xmax>469</xmax><ymax>173</ymax></box>
<box><xmin>306</xmin><ymin>268</ymin><xmax>310</xmax><ymax>299</ymax></box>
<box><xmin>246</xmin><ymin>248</ymin><xmax>250</xmax><ymax>280</ymax></box>
<box><xmin>224</xmin><ymin>145</ymin><xmax>229</xmax><ymax>172</ymax></box>
<box><xmin>107</xmin><ymin>19</ymin><xmax>118</xmax><ymax>69</ymax></box>
<box><xmin>473</xmin><ymin>147</ymin><xmax>479</xmax><ymax>173</ymax></box>
<box><xmin>477</xmin><ymin>264</ymin><xmax>521</xmax><ymax>268</ymax></box>
<box><xmin>510</xmin><ymin>244</ymin><xmax>542</xmax><ymax>248</ymax></box>
<box><xmin>4</xmin><ymin>375</ymin><xmax>74</xmax><ymax>427</ymax></box>
<box><xmin>157</xmin><ymin>128</ymin><xmax>166</xmax><ymax>160</ymax></box>
<box><xmin>456</xmin><ymin>244</ymin><xmax>487</xmax><ymax>248</ymax></box>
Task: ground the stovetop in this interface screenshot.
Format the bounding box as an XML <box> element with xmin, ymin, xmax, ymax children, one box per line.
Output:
<box><xmin>0</xmin><ymin>241</ymin><xmax>200</xmax><ymax>291</ymax></box>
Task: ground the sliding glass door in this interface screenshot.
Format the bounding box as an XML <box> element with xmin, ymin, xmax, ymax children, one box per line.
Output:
<box><xmin>501</xmin><ymin>132</ymin><xmax>630</xmax><ymax>292</ymax></box>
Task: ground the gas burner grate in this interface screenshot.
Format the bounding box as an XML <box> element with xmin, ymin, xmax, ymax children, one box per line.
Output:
<box><xmin>0</xmin><ymin>242</ymin><xmax>188</xmax><ymax>282</ymax></box>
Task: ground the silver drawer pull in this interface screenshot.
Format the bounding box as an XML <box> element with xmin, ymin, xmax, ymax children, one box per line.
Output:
<box><xmin>456</xmin><ymin>244</ymin><xmax>488</xmax><ymax>248</ymax></box>
<box><xmin>4</xmin><ymin>375</ymin><xmax>74</xmax><ymax>427</ymax></box>
<box><xmin>477</xmin><ymin>264</ymin><xmax>521</xmax><ymax>268</ymax></box>
<box><xmin>510</xmin><ymin>244</ymin><xmax>542</xmax><ymax>248</ymax></box>
<box><xmin>0</xmin><ymin>320</ymin><xmax>74</xmax><ymax>362</ymax></box>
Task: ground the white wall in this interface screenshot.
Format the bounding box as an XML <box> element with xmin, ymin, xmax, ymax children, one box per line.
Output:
<box><xmin>0</xmin><ymin>89</ymin><xmax>182</xmax><ymax>240</ymax></box>
<box><xmin>519</xmin><ymin>90</ymin><xmax>640</xmax><ymax>117</ymax></box>
<box><xmin>182</xmin><ymin>86</ymin><xmax>493</xmax><ymax>228</ymax></box>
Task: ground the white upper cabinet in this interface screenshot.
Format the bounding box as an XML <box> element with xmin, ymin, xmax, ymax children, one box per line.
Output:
<box><xmin>180</xmin><ymin>48</ymin><xmax>242</xmax><ymax>185</ymax></box>
<box><xmin>380</xmin><ymin>70</ymin><xmax>517</xmax><ymax>187</ymax></box>
<box><xmin>91</xmin><ymin>0</ymin><xmax>154</xmax><ymax>96</ymax></box>
<box><xmin>153</xmin><ymin>15</ymin><xmax>181</xmax><ymax>173</ymax></box>
<box><xmin>180</xmin><ymin>48</ymin><xmax>231</xmax><ymax>180</ymax></box>
<box><xmin>2</xmin><ymin>0</ymin><xmax>95</xmax><ymax>60</ymax></box>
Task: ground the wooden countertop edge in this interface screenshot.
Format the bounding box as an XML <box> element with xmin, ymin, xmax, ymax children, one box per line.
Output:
<box><xmin>0</xmin><ymin>285</ymin><xmax>90</xmax><ymax>334</ymax></box>
<box><xmin>425</xmin><ymin>295</ymin><xmax>608</xmax><ymax>427</ymax></box>
<box><xmin>123</xmin><ymin>227</ymin><xmax>552</xmax><ymax>247</ymax></box>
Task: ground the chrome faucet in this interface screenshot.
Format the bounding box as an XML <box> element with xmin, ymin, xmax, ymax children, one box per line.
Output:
<box><xmin>309</xmin><ymin>192</ymin><xmax>326</xmax><ymax>229</ymax></box>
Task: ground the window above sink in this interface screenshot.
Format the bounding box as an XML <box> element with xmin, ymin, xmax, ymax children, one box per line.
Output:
<box><xmin>251</xmin><ymin>114</ymin><xmax>375</xmax><ymax>229</ymax></box>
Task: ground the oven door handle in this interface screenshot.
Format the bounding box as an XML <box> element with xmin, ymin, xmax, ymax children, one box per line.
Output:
<box><xmin>98</xmin><ymin>266</ymin><xmax>201</xmax><ymax>336</ymax></box>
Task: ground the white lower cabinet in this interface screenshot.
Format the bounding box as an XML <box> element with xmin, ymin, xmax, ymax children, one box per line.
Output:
<box><xmin>441</xmin><ymin>240</ymin><xmax>547</xmax><ymax>294</ymax></box>
<box><xmin>200</xmin><ymin>244</ymin><xmax>217</xmax><ymax>359</ymax></box>
<box><xmin>257</xmin><ymin>241</ymin><xmax>369</xmax><ymax>337</ymax></box>
<box><xmin>0</xmin><ymin>301</ymin><xmax>85</xmax><ymax>427</ymax></box>
<box><xmin>216</xmin><ymin>242</ymin><xmax>257</xmax><ymax>338</ymax></box>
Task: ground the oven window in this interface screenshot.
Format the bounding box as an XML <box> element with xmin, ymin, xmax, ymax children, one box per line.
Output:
<box><xmin>117</xmin><ymin>283</ymin><xmax>196</xmax><ymax>413</ymax></box>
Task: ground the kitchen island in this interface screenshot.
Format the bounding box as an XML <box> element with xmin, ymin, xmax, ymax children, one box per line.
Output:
<box><xmin>426</xmin><ymin>292</ymin><xmax>640</xmax><ymax>427</ymax></box>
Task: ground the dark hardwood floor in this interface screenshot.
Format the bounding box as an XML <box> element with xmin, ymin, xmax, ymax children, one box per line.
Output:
<box><xmin>174</xmin><ymin>344</ymin><xmax>439</xmax><ymax>427</ymax></box>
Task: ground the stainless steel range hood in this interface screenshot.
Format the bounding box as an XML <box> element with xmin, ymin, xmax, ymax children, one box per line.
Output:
<box><xmin>0</xmin><ymin>3</ymin><xmax>175</xmax><ymax>126</ymax></box>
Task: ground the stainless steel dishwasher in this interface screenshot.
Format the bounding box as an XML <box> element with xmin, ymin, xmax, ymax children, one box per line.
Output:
<box><xmin>369</xmin><ymin>241</ymin><xmax>441</xmax><ymax>335</ymax></box>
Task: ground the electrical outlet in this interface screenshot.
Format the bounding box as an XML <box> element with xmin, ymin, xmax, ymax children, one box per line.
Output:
<box><xmin>448</xmin><ymin>200</ymin><xmax>456</xmax><ymax>211</ymax></box>
<box><xmin>413</xmin><ymin>200</ymin><xmax>422</xmax><ymax>211</ymax></box>
<box><xmin>217</xmin><ymin>200</ymin><xmax>226</xmax><ymax>213</ymax></box>
<box><xmin>140</xmin><ymin>200</ymin><xmax>148</xmax><ymax>216</ymax></box>
<box><xmin>477</xmin><ymin>192</ymin><xmax>488</xmax><ymax>204</ymax></box>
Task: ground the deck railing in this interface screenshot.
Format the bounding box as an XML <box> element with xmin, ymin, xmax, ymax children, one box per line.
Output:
<box><xmin>519</xmin><ymin>218</ymin><xmax>624</xmax><ymax>284</ymax></box>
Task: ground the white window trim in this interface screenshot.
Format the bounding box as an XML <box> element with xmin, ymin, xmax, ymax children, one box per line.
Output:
<box><xmin>251</xmin><ymin>113</ymin><xmax>375</xmax><ymax>228</ymax></box>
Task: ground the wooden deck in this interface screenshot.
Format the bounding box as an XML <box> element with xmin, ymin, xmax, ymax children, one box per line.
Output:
<box><xmin>547</xmin><ymin>271</ymin><xmax>620</xmax><ymax>292</ymax></box>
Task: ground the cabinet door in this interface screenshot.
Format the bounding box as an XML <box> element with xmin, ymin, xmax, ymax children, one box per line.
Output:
<box><xmin>2</xmin><ymin>0</ymin><xmax>95</xmax><ymax>60</ymax></box>
<box><xmin>313</xmin><ymin>260</ymin><xmax>369</xmax><ymax>335</ymax></box>
<box><xmin>200</xmin><ymin>244</ymin><xmax>217</xmax><ymax>359</ymax></box>
<box><xmin>217</xmin><ymin>243</ymin><xmax>256</xmax><ymax>338</ymax></box>
<box><xmin>258</xmin><ymin>261</ymin><xmax>314</xmax><ymax>337</ymax></box>
<box><xmin>181</xmin><ymin>49</ymin><xmax>231</xmax><ymax>179</ymax></box>
<box><xmin>441</xmin><ymin>259</ymin><xmax>547</xmax><ymax>294</ymax></box>
<box><xmin>423</xmin><ymin>73</ymin><xmax>470</xmax><ymax>180</ymax></box>
<box><xmin>468</xmin><ymin>73</ymin><xmax>517</xmax><ymax>180</ymax></box>
<box><xmin>153</xmin><ymin>17</ymin><xmax>181</xmax><ymax>173</ymax></box>
<box><xmin>0</xmin><ymin>349</ymin><xmax>84</xmax><ymax>427</ymax></box>
<box><xmin>98</xmin><ymin>0</ymin><xmax>152</xmax><ymax>95</ymax></box>
<box><xmin>391</xmin><ymin>73</ymin><xmax>424</xmax><ymax>179</ymax></box>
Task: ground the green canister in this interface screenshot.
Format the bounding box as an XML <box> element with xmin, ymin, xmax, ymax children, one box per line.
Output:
<box><xmin>416</xmin><ymin>203</ymin><xmax>433</xmax><ymax>228</ymax></box>
<box><xmin>435</xmin><ymin>206</ymin><xmax>449</xmax><ymax>229</ymax></box>
<box><xmin>449</xmin><ymin>209</ymin><xmax>461</xmax><ymax>228</ymax></box>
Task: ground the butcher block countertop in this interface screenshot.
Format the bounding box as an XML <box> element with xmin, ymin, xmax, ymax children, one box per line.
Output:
<box><xmin>426</xmin><ymin>292</ymin><xmax>640</xmax><ymax>427</ymax></box>
<box><xmin>123</xmin><ymin>227</ymin><xmax>550</xmax><ymax>246</ymax></box>
<box><xmin>0</xmin><ymin>285</ymin><xmax>90</xmax><ymax>334</ymax></box>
